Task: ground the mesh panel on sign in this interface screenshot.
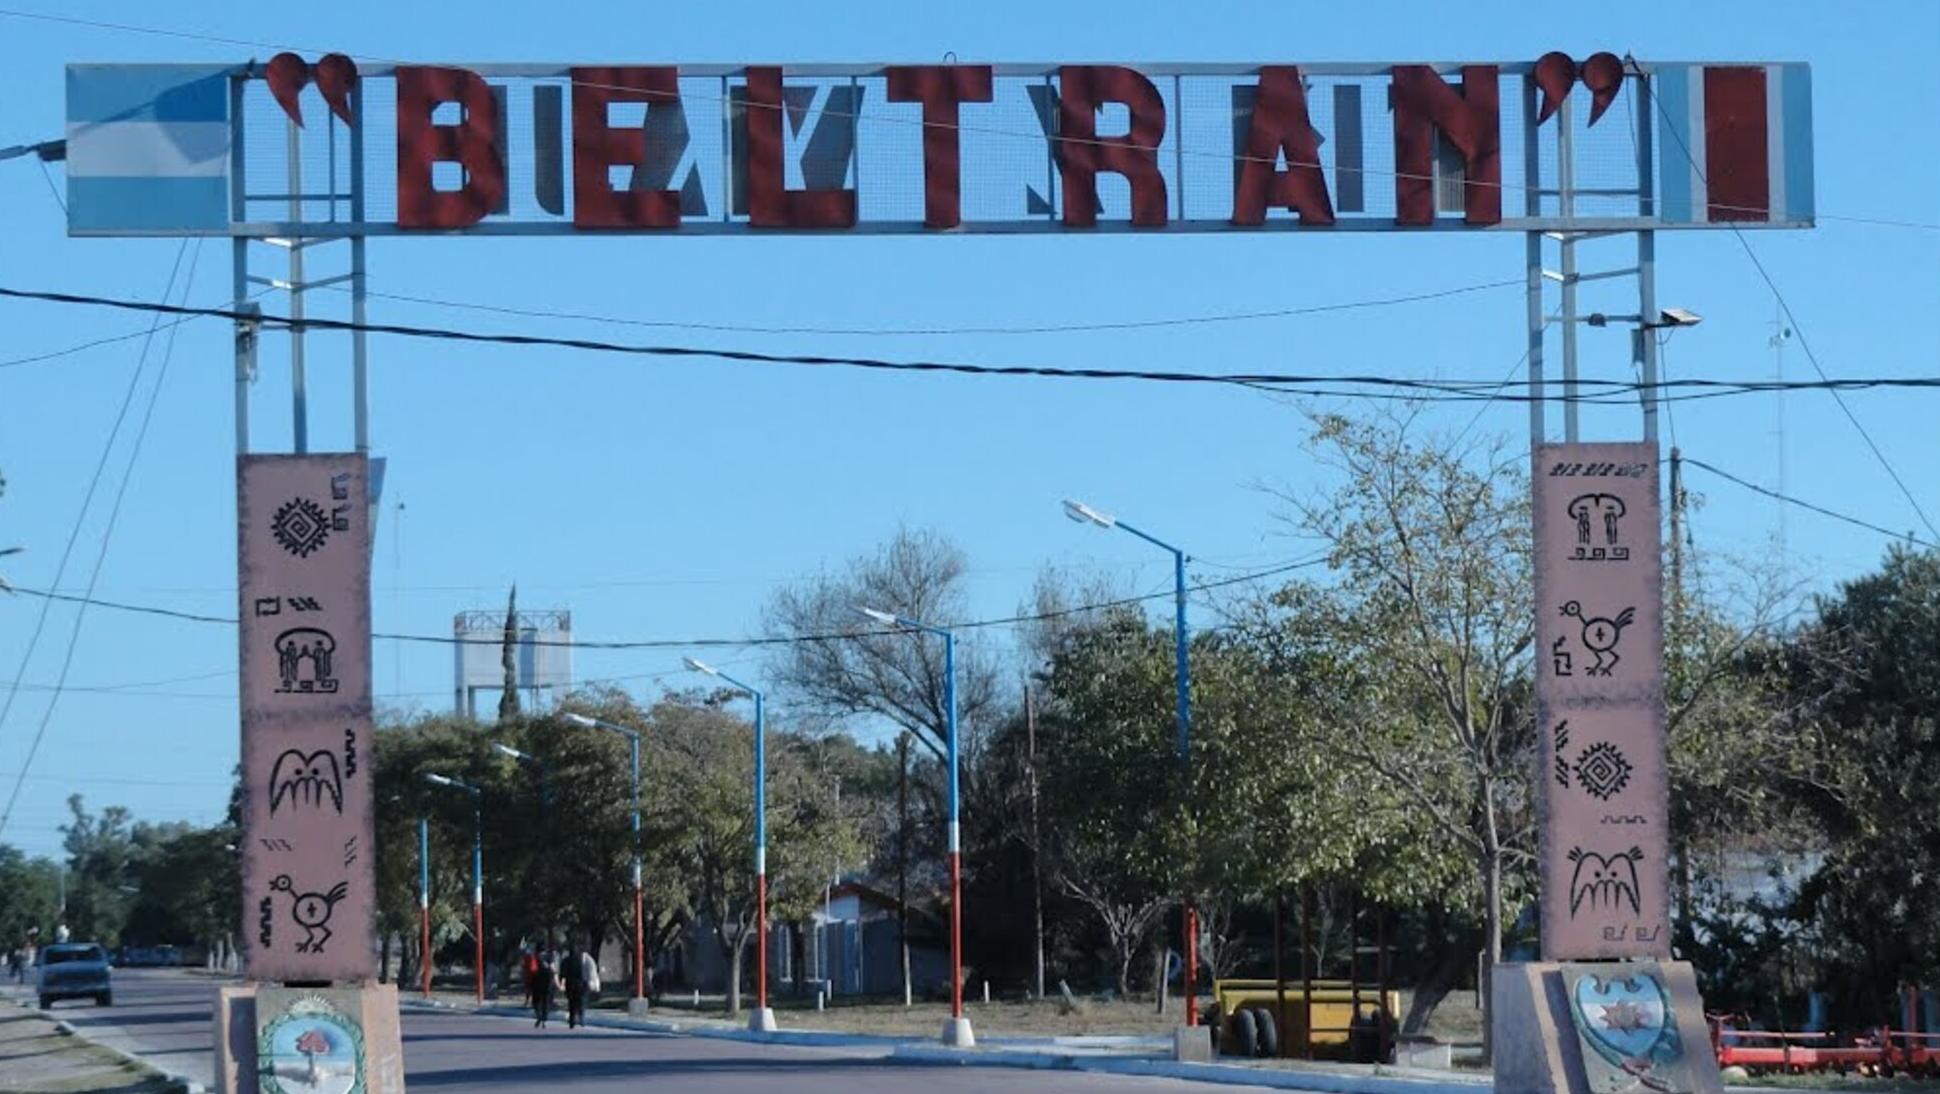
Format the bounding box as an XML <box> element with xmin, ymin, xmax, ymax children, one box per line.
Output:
<box><xmin>228</xmin><ymin>65</ymin><xmax>1659</xmax><ymax>233</ymax></box>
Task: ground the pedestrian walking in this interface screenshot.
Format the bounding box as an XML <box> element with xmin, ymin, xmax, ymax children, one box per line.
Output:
<box><xmin>561</xmin><ymin>940</ymin><xmax>599</xmax><ymax>1029</ymax></box>
<box><xmin>531</xmin><ymin>945</ymin><xmax>558</xmax><ymax>1028</ymax></box>
<box><xmin>520</xmin><ymin>941</ymin><xmax>540</xmax><ymax>1011</ymax></box>
<box><xmin>6</xmin><ymin>944</ymin><xmax>20</xmax><ymax>983</ymax></box>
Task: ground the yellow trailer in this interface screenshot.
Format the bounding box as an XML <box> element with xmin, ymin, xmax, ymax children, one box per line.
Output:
<box><xmin>1212</xmin><ymin>978</ymin><xmax>1399</xmax><ymax>1061</ymax></box>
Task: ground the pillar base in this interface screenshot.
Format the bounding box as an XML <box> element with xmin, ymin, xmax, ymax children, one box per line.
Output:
<box><xmin>1492</xmin><ymin>960</ymin><xmax>1721</xmax><ymax>1094</ymax></box>
<box><xmin>1173</xmin><ymin>1023</ymin><xmax>1213</xmax><ymax>1063</ymax></box>
<box><xmin>748</xmin><ymin>1007</ymin><xmax>778</xmax><ymax>1033</ymax></box>
<box><xmin>940</xmin><ymin>1015</ymin><xmax>976</xmax><ymax>1048</ymax></box>
<box><xmin>627</xmin><ymin>997</ymin><xmax>653</xmax><ymax>1018</ymax></box>
<box><xmin>215</xmin><ymin>982</ymin><xmax>406</xmax><ymax>1093</ymax></box>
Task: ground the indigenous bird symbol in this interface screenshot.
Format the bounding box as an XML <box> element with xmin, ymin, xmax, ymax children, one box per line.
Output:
<box><xmin>1559</xmin><ymin>601</ymin><xmax>1636</xmax><ymax>676</ymax></box>
<box><xmin>271</xmin><ymin>875</ymin><xmax>349</xmax><ymax>954</ymax></box>
<box><xmin>1567</xmin><ymin>846</ymin><xmax>1644</xmax><ymax>917</ymax></box>
<box><xmin>269</xmin><ymin>749</ymin><xmax>343</xmax><ymax>815</ymax></box>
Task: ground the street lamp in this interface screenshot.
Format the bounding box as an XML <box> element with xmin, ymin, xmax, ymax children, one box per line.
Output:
<box><xmin>563</xmin><ymin>712</ymin><xmax>646</xmax><ymax>1009</ymax></box>
<box><xmin>423</xmin><ymin>772</ymin><xmax>483</xmax><ymax>1003</ymax></box>
<box><xmin>1062</xmin><ymin>498</ymin><xmax>1201</xmax><ymax>1030</ymax></box>
<box><xmin>418</xmin><ymin>816</ymin><xmax>431</xmax><ymax>998</ymax></box>
<box><xmin>685</xmin><ymin>657</ymin><xmax>778</xmax><ymax>1034</ymax></box>
<box><xmin>855</xmin><ymin>605</ymin><xmax>973</xmax><ymax>1048</ymax></box>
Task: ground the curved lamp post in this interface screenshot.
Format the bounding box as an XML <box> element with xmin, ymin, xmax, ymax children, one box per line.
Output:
<box><xmin>856</xmin><ymin>605</ymin><xmax>974</xmax><ymax>1048</ymax></box>
<box><xmin>685</xmin><ymin>657</ymin><xmax>778</xmax><ymax>1034</ymax></box>
<box><xmin>423</xmin><ymin>772</ymin><xmax>483</xmax><ymax>1003</ymax></box>
<box><xmin>563</xmin><ymin>712</ymin><xmax>645</xmax><ymax>1008</ymax></box>
<box><xmin>1062</xmin><ymin>498</ymin><xmax>1200</xmax><ymax>1029</ymax></box>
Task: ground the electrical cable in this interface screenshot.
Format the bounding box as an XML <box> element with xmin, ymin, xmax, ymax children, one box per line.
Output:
<box><xmin>0</xmin><ymin>242</ymin><xmax>191</xmax><ymax>779</ymax></box>
<box><xmin>5</xmin><ymin>556</ymin><xmax>1328</xmax><ymax>651</ymax></box>
<box><xmin>1637</xmin><ymin>60</ymin><xmax>1940</xmax><ymax>543</ymax></box>
<box><xmin>340</xmin><ymin>278</ymin><xmax>1525</xmax><ymax>338</ymax></box>
<box><xmin>0</xmin><ymin>241</ymin><xmax>203</xmax><ymax>838</ymax></box>
<box><xmin>1680</xmin><ymin>456</ymin><xmax>1937</xmax><ymax>551</ymax></box>
<box><xmin>7</xmin><ymin>285</ymin><xmax>1940</xmax><ymax>406</ymax></box>
<box><xmin>0</xmin><ymin>287</ymin><xmax>274</xmax><ymax>371</ymax></box>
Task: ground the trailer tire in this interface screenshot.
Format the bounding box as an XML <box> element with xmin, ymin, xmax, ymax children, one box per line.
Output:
<box><xmin>1252</xmin><ymin>1006</ymin><xmax>1280</xmax><ymax>1058</ymax></box>
<box><xmin>1231</xmin><ymin>1007</ymin><xmax>1258</xmax><ymax>1058</ymax></box>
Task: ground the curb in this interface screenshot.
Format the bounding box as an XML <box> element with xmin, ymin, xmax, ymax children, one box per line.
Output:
<box><xmin>399</xmin><ymin>996</ymin><xmax>929</xmax><ymax>1050</ymax></box>
<box><xmin>3</xmin><ymin>994</ymin><xmax>207</xmax><ymax>1093</ymax></box>
<box><xmin>892</xmin><ymin>1043</ymin><xmax>1490</xmax><ymax>1093</ymax></box>
<box><xmin>399</xmin><ymin>994</ymin><xmax>1492</xmax><ymax>1093</ymax></box>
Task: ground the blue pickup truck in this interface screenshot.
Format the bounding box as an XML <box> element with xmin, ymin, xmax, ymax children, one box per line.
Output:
<box><xmin>37</xmin><ymin>942</ymin><xmax>113</xmax><ymax>1009</ymax></box>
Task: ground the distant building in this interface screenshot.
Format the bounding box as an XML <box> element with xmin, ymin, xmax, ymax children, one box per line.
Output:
<box><xmin>669</xmin><ymin>879</ymin><xmax>948</xmax><ymax>999</ymax></box>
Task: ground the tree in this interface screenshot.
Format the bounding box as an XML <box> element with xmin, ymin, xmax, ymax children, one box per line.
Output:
<box><xmin>1031</xmin><ymin>607</ymin><xmax>1182</xmax><ymax>997</ymax></box>
<box><xmin>650</xmin><ymin>693</ymin><xmax>864</xmax><ymax>1014</ymax></box>
<box><xmin>498</xmin><ymin>584</ymin><xmax>520</xmax><ymax>723</ymax></box>
<box><xmin>1265</xmin><ymin>412</ymin><xmax>1535</xmax><ymax>1057</ymax></box>
<box><xmin>123</xmin><ymin>823</ymin><xmax>239</xmax><ymax>951</ymax></box>
<box><xmin>765</xmin><ymin>527</ymin><xmax>999</xmax><ymax>762</ymax></box>
<box><xmin>1777</xmin><ymin>545</ymin><xmax>1940</xmax><ymax>1026</ymax></box>
<box><xmin>0</xmin><ymin>844</ymin><xmax>61</xmax><ymax>946</ymax></box>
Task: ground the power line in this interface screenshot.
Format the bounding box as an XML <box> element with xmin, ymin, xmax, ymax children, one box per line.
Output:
<box><xmin>0</xmin><ymin>287</ymin><xmax>274</xmax><ymax>370</ymax></box>
<box><xmin>0</xmin><ymin>242</ymin><xmax>192</xmax><ymax>790</ymax></box>
<box><xmin>8</xmin><ymin>285</ymin><xmax>1940</xmax><ymax>406</ymax></box>
<box><xmin>1681</xmin><ymin>456</ymin><xmax>1937</xmax><ymax>551</ymax></box>
<box><xmin>1638</xmin><ymin>61</ymin><xmax>1940</xmax><ymax>544</ymax></box>
<box><xmin>0</xmin><ymin>241</ymin><xmax>203</xmax><ymax>840</ymax></box>
<box><xmin>5</xmin><ymin>556</ymin><xmax>1328</xmax><ymax>652</ymax></box>
<box><xmin>342</xmin><ymin>278</ymin><xmax>1525</xmax><ymax>338</ymax></box>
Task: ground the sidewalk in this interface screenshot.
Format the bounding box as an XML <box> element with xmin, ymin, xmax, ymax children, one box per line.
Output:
<box><xmin>0</xmin><ymin>996</ymin><xmax>183</xmax><ymax>1093</ymax></box>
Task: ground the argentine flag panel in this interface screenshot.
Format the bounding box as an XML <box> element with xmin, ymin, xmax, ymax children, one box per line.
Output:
<box><xmin>1654</xmin><ymin>63</ymin><xmax>1813</xmax><ymax>226</ymax></box>
<box><xmin>67</xmin><ymin>64</ymin><xmax>236</xmax><ymax>235</ymax></box>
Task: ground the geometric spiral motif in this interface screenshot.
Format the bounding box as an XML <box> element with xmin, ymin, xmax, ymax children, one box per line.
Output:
<box><xmin>271</xmin><ymin>498</ymin><xmax>331</xmax><ymax>558</ymax></box>
<box><xmin>1573</xmin><ymin>741</ymin><xmax>1633</xmax><ymax>801</ymax></box>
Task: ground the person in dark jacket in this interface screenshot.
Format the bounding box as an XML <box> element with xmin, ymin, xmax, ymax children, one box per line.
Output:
<box><xmin>560</xmin><ymin>940</ymin><xmax>599</xmax><ymax>1029</ymax></box>
<box><xmin>532</xmin><ymin>945</ymin><xmax>559</xmax><ymax>1028</ymax></box>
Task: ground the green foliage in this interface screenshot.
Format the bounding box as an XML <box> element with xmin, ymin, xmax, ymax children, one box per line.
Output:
<box><xmin>369</xmin><ymin>689</ymin><xmax>865</xmax><ymax>1006</ymax></box>
<box><xmin>1778</xmin><ymin>545</ymin><xmax>1940</xmax><ymax>1025</ymax></box>
<box><xmin>0</xmin><ymin>844</ymin><xmax>62</xmax><ymax>945</ymax></box>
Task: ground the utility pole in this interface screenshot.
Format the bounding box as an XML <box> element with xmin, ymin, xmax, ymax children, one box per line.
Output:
<box><xmin>1026</xmin><ymin>683</ymin><xmax>1045</xmax><ymax>1001</ymax></box>
<box><xmin>1770</xmin><ymin>303</ymin><xmax>1792</xmax><ymax>561</ymax></box>
<box><xmin>1669</xmin><ymin>446</ymin><xmax>1685</xmax><ymax>614</ymax></box>
<box><xmin>897</xmin><ymin>732</ymin><xmax>911</xmax><ymax>1007</ymax></box>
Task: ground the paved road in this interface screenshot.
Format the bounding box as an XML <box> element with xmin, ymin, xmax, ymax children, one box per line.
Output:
<box><xmin>28</xmin><ymin>969</ymin><xmax>1279</xmax><ymax>1093</ymax></box>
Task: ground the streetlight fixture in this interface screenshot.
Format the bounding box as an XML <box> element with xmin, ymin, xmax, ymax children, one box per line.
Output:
<box><xmin>1061</xmin><ymin>498</ymin><xmax>1202</xmax><ymax>1031</ymax></box>
<box><xmin>418</xmin><ymin>816</ymin><xmax>431</xmax><ymax>998</ymax></box>
<box><xmin>423</xmin><ymin>772</ymin><xmax>483</xmax><ymax>1003</ymax></box>
<box><xmin>685</xmin><ymin>656</ymin><xmax>778</xmax><ymax>1034</ymax></box>
<box><xmin>854</xmin><ymin>605</ymin><xmax>973</xmax><ymax>1048</ymax></box>
<box><xmin>563</xmin><ymin>712</ymin><xmax>646</xmax><ymax>1010</ymax></box>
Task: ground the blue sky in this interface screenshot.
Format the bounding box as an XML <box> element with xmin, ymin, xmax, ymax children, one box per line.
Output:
<box><xmin>1</xmin><ymin>0</ymin><xmax>1936</xmax><ymax>859</ymax></box>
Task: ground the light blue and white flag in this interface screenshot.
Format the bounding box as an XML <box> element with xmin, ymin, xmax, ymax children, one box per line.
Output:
<box><xmin>66</xmin><ymin>64</ymin><xmax>236</xmax><ymax>234</ymax></box>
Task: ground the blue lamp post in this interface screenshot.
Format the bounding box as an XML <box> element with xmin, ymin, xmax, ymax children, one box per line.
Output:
<box><xmin>418</xmin><ymin>816</ymin><xmax>431</xmax><ymax>998</ymax></box>
<box><xmin>685</xmin><ymin>657</ymin><xmax>778</xmax><ymax>1034</ymax></box>
<box><xmin>563</xmin><ymin>713</ymin><xmax>645</xmax><ymax>1006</ymax></box>
<box><xmin>1062</xmin><ymin>498</ymin><xmax>1200</xmax><ymax>1028</ymax></box>
<box><xmin>423</xmin><ymin>772</ymin><xmax>483</xmax><ymax>1002</ymax></box>
<box><xmin>856</xmin><ymin>605</ymin><xmax>974</xmax><ymax>1048</ymax></box>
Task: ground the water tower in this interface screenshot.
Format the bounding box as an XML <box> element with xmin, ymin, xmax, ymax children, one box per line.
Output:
<box><xmin>453</xmin><ymin>608</ymin><xmax>573</xmax><ymax>717</ymax></box>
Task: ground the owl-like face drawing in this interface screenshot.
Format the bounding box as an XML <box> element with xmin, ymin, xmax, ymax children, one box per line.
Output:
<box><xmin>1567</xmin><ymin>845</ymin><xmax>1643</xmax><ymax>917</ymax></box>
<box><xmin>270</xmin><ymin>749</ymin><xmax>343</xmax><ymax>815</ymax></box>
